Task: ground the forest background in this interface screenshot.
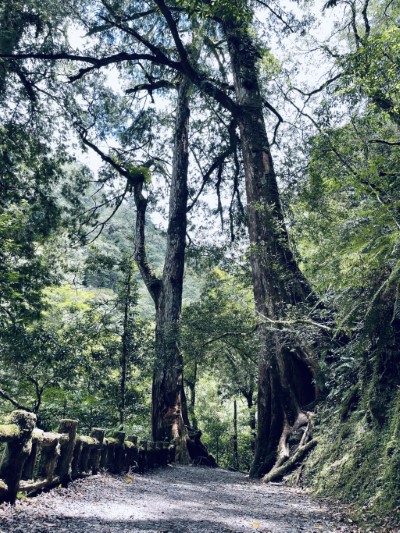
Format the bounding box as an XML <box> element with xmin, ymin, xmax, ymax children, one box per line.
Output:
<box><xmin>0</xmin><ymin>0</ymin><xmax>399</xmax><ymax>526</ymax></box>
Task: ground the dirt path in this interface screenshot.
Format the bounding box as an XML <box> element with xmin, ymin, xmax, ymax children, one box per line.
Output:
<box><xmin>0</xmin><ymin>466</ymin><xmax>358</xmax><ymax>532</ymax></box>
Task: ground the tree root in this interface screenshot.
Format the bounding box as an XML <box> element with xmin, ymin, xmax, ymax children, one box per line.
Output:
<box><xmin>262</xmin><ymin>438</ymin><xmax>318</xmax><ymax>483</ymax></box>
<box><xmin>262</xmin><ymin>413</ymin><xmax>317</xmax><ymax>483</ymax></box>
<box><xmin>187</xmin><ymin>428</ymin><xmax>217</xmax><ymax>467</ymax></box>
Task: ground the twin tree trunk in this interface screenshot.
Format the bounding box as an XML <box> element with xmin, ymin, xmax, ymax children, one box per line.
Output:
<box><xmin>222</xmin><ymin>17</ymin><xmax>318</xmax><ymax>478</ymax></box>
<box><xmin>135</xmin><ymin>13</ymin><xmax>319</xmax><ymax>475</ymax></box>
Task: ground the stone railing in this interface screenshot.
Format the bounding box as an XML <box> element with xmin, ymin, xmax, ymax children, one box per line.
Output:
<box><xmin>0</xmin><ymin>410</ymin><xmax>174</xmax><ymax>504</ymax></box>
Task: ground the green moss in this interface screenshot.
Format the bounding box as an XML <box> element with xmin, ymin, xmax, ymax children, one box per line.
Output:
<box><xmin>126</xmin><ymin>164</ymin><xmax>151</xmax><ymax>184</ymax></box>
<box><xmin>32</xmin><ymin>428</ymin><xmax>44</xmax><ymax>442</ymax></box>
<box><xmin>78</xmin><ymin>436</ymin><xmax>98</xmax><ymax>446</ymax></box>
<box><xmin>0</xmin><ymin>423</ymin><xmax>19</xmax><ymax>441</ymax></box>
<box><xmin>339</xmin><ymin>384</ymin><xmax>360</xmax><ymax>421</ymax></box>
<box><xmin>303</xmin><ymin>388</ymin><xmax>400</xmax><ymax>526</ymax></box>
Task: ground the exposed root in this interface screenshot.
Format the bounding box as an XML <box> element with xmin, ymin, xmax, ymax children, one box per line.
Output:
<box><xmin>187</xmin><ymin>428</ymin><xmax>217</xmax><ymax>467</ymax></box>
<box><xmin>262</xmin><ymin>438</ymin><xmax>318</xmax><ymax>483</ymax></box>
<box><xmin>263</xmin><ymin>412</ymin><xmax>316</xmax><ymax>483</ymax></box>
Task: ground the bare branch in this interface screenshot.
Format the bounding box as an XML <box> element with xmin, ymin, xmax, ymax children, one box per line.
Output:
<box><xmin>186</xmin><ymin>146</ymin><xmax>234</xmax><ymax>212</ymax></box>
<box><xmin>263</xmin><ymin>99</ymin><xmax>284</xmax><ymax>145</ymax></box>
<box><xmin>291</xmin><ymin>73</ymin><xmax>343</xmax><ymax>101</ymax></box>
<box><xmin>255</xmin><ymin>0</ymin><xmax>297</xmax><ymax>33</ymax></box>
<box><xmin>368</xmin><ymin>139</ymin><xmax>400</xmax><ymax>146</ymax></box>
<box><xmin>0</xmin><ymin>388</ymin><xmax>32</xmax><ymax>412</ymax></box>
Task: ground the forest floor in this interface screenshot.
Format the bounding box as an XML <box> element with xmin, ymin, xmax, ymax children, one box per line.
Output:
<box><xmin>0</xmin><ymin>465</ymin><xmax>375</xmax><ymax>532</ymax></box>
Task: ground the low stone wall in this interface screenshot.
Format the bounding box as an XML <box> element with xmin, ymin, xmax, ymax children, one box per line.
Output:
<box><xmin>0</xmin><ymin>410</ymin><xmax>174</xmax><ymax>504</ymax></box>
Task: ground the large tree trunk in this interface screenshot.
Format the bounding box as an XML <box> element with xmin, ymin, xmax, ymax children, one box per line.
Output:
<box><xmin>134</xmin><ymin>77</ymin><xmax>215</xmax><ymax>465</ymax></box>
<box><xmin>151</xmin><ymin>76</ymin><xmax>191</xmax><ymax>462</ymax></box>
<box><xmin>222</xmin><ymin>16</ymin><xmax>318</xmax><ymax>479</ymax></box>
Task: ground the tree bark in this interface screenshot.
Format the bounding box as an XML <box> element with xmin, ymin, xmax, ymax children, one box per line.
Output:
<box><xmin>222</xmin><ymin>15</ymin><xmax>318</xmax><ymax>478</ymax></box>
<box><xmin>233</xmin><ymin>399</ymin><xmax>239</xmax><ymax>470</ymax></box>
<box><xmin>134</xmin><ymin>77</ymin><xmax>191</xmax><ymax>462</ymax></box>
<box><xmin>152</xmin><ymin>75</ymin><xmax>191</xmax><ymax>462</ymax></box>
<box><xmin>119</xmin><ymin>267</ymin><xmax>132</xmax><ymax>427</ymax></box>
<box><xmin>134</xmin><ymin>76</ymin><xmax>216</xmax><ymax>466</ymax></box>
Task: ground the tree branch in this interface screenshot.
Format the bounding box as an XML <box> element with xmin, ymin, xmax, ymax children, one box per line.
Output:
<box><xmin>368</xmin><ymin>139</ymin><xmax>400</xmax><ymax>146</ymax></box>
<box><xmin>291</xmin><ymin>73</ymin><xmax>343</xmax><ymax>101</ymax></box>
<box><xmin>0</xmin><ymin>388</ymin><xmax>32</xmax><ymax>412</ymax></box>
<box><xmin>361</xmin><ymin>0</ymin><xmax>371</xmax><ymax>38</ymax></box>
<box><xmin>255</xmin><ymin>0</ymin><xmax>297</xmax><ymax>33</ymax></box>
<box><xmin>126</xmin><ymin>79</ymin><xmax>176</xmax><ymax>103</ymax></box>
<box><xmin>263</xmin><ymin>438</ymin><xmax>318</xmax><ymax>482</ymax></box>
<box><xmin>263</xmin><ymin>99</ymin><xmax>284</xmax><ymax>145</ymax></box>
<box><xmin>152</xmin><ymin>0</ymin><xmax>238</xmax><ymax>113</ymax></box>
<box><xmin>133</xmin><ymin>181</ymin><xmax>162</xmax><ymax>304</ymax></box>
<box><xmin>0</xmin><ymin>50</ymin><xmax>181</xmax><ymax>83</ymax></box>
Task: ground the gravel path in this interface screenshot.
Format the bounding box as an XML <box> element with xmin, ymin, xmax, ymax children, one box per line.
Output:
<box><xmin>0</xmin><ymin>466</ymin><xmax>360</xmax><ymax>532</ymax></box>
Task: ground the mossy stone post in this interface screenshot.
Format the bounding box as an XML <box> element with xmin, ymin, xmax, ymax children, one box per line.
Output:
<box><xmin>38</xmin><ymin>437</ymin><xmax>61</xmax><ymax>482</ymax></box>
<box><xmin>114</xmin><ymin>432</ymin><xmax>126</xmax><ymax>474</ymax></box>
<box><xmin>128</xmin><ymin>435</ymin><xmax>138</xmax><ymax>446</ymax></box>
<box><xmin>90</xmin><ymin>429</ymin><xmax>105</xmax><ymax>474</ymax></box>
<box><xmin>106</xmin><ymin>437</ymin><xmax>117</xmax><ymax>472</ymax></box>
<box><xmin>0</xmin><ymin>410</ymin><xmax>36</xmax><ymax>503</ymax></box>
<box><xmin>138</xmin><ymin>440</ymin><xmax>148</xmax><ymax>474</ymax></box>
<box><xmin>123</xmin><ymin>441</ymin><xmax>134</xmax><ymax>471</ymax></box>
<box><xmin>56</xmin><ymin>419</ymin><xmax>77</xmax><ymax>486</ymax></box>
<box><xmin>71</xmin><ymin>438</ymin><xmax>83</xmax><ymax>478</ymax></box>
<box><xmin>79</xmin><ymin>437</ymin><xmax>94</xmax><ymax>474</ymax></box>
<box><xmin>22</xmin><ymin>438</ymin><xmax>39</xmax><ymax>480</ymax></box>
<box><xmin>127</xmin><ymin>436</ymin><xmax>138</xmax><ymax>471</ymax></box>
<box><xmin>100</xmin><ymin>438</ymin><xmax>109</xmax><ymax>469</ymax></box>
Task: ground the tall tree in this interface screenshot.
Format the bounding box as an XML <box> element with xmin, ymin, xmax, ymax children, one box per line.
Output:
<box><xmin>75</xmin><ymin>72</ymin><xmax>217</xmax><ymax>463</ymax></box>
<box><xmin>133</xmin><ymin>77</ymin><xmax>192</xmax><ymax>460</ymax></box>
<box><xmin>216</xmin><ymin>5</ymin><xmax>319</xmax><ymax>477</ymax></box>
